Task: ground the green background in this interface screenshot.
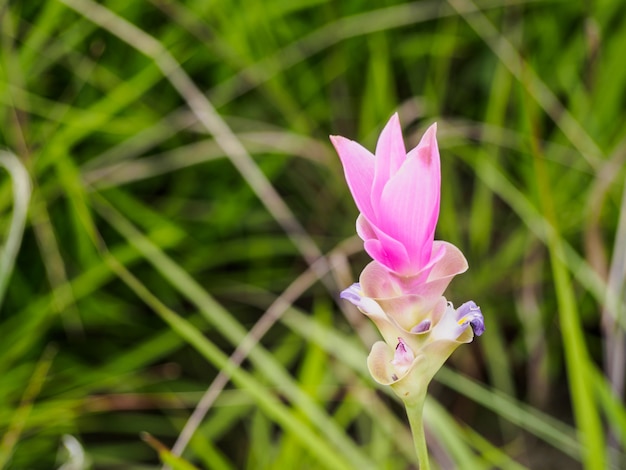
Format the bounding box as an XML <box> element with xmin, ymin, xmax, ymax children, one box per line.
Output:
<box><xmin>1</xmin><ymin>0</ymin><xmax>625</xmax><ymax>468</ymax></box>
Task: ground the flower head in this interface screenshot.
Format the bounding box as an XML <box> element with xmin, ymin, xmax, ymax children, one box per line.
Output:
<box><xmin>332</xmin><ymin>113</ymin><xmax>484</xmax><ymax>409</ymax></box>
<box><xmin>331</xmin><ymin>114</ymin><xmax>443</xmax><ymax>278</ymax></box>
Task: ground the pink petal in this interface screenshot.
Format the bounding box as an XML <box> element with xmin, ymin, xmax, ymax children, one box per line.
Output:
<box><xmin>357</xmin><ymin>243</ymin><xmax>468</xmax><ymax>333</ymax></box>
<box><xmin>364</xmin><ymin>237</ymin><xmax>411</xmax><ymax>276</ymax></box>
<box><xmin>378</xmin><ymin>134</ymin><xmax>440</xmax><ymax>271</ymax></box>
<box><xmin>414</xmin><ymin>242</ymin><xmax>446</xmax><ymax>285</ymax></box>
<box><xmin>359</xmin><ymin>260</ymin><xmax>403</xmax><ymax>298</ymax></box>
<box><xmin>371</xmin><ymin>114</ymin><xmax>406</xmax><ymax>214</ymax></box>
<box><xmin>400</xmin><ymin>241</ymin><xmax>468</xmax><ymax>297</ymax></box>
<box><xmin>356</xmin><ymin>214</ymin><xmax>376</xmax><ymax>241</ymax></box>
<box><xmin>426</xmin><ymin>240</ymin><xmax>468</xmax><ymax>281</ymax></box>
<box><xmin>330</xmin><ymin>135</ymin><xmax>376</xmax><ymax>220</ymax></box>
<box><xmin>405</xmin><ymin>123</ymin><xmax>441</xmax><ymax>240</ymax></box>
<box><xmin>360</xmin><ymin>213</ymin><xmax>414</xmax><ymax>276</ymax></box>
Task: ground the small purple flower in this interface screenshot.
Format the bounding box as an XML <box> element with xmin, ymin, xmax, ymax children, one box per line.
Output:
<box><xmin>391</xmin><ymin>337</ymin><xmax>415</xmax><ymax>367</ymax></box>
<box><xmin>428</xmin><ymin>301</ymin><xmax>484</xmax><ymax>343</ymax></box>
<box><xmin>411</xmin><ymin>319</ymin><xmax>431</xmax><ymax>334</ymax></box>
<box><xmin>339</xmin><ymin>283</ymin><xmax>363</xmax><ymax>305</ymax></box>
<box><xmin>456</xmin><ymin>301</ymin><xmax>485</xmax><ymax>336</ymax></box>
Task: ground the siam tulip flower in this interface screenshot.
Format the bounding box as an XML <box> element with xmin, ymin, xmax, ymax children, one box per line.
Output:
<box><xmin>331</xmin><ymin>114</ymin><xmax>484</xmax><ymax>469</ymax></box>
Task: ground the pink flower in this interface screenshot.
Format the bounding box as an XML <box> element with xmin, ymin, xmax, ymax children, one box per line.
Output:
<box><xmin>332</xmin><ymin>113</ymin><xmax>484</xmax><ymax>409</ymax></box>
<box><xmin>331</xmin><ymin>114</ymin><xmax>443</xmax><ymax>278</ymax></box>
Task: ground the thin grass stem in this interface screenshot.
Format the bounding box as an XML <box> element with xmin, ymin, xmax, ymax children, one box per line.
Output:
<box><xmin>0</xmin><ymin>151</ymin><xmax>30</xmax><ymax>310</ymax></box>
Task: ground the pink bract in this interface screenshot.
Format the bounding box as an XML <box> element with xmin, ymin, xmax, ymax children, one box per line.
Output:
<box><xmin>358</xmin><ymin>240</ymin><xmax>468</xmax><ymax>332</ymax></box>
<box><xmin>331</xmin><ymin>114</ymin><xmax>441</xmax><ymax>277</ymax></box>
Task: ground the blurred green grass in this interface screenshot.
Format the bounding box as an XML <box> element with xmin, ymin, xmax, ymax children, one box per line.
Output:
<box><xmin>1</xmin><ymin>0</ymin><xmax>625</xmax><ymax>468</ymax></box>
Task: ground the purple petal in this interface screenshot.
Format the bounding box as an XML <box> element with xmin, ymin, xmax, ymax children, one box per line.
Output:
<box><xmin>430</xmin><ymin>300</ymin><xmax>482</xmax><ymax>343</ymax></box>
<box><xmin>339</xmin><ymin>282</ymin><xmax>388</xmax><ymax>322</ymax></box>
<box><xmin>340</xmin><ymin>283</ymin><xmax>363</xmax><ymax>305</ymax></box>
<box><xmin>456</xmin><ymin>301</ymin><xmax>485</xmax><ymax>336</ymax></box>
<box><xmin>390</xmin><ymin>337</ymin><xmax>415</xmax><ymax>367</ymax></box>
<box><xmin>411</xmin><ymin>319</ymin><xmax>432</xmax><ymax>334</ymax></box>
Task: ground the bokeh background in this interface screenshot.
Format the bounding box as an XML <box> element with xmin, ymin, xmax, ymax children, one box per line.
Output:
<box><xmin>1</xmin><ymin>0</ymin><xmax>625</xmax><ymax>468</ymax></box>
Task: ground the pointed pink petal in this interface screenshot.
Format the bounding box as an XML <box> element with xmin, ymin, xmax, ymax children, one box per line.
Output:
<box><xmin>378</xmin><ymin>132</ymin><xmax>439</xmax><ymax>271</ymax></box>
<box><xmin>405</xmin><ymin>123</ymin><xmax>441</xmax><ymax>241</ymax></box>
<box><xmin>371</xmin><ymin>114</ymin><xmax>406</xmax><ymax>214</ymax></box>
<box><xmin>330</xmin><ymin>135</ymin><xmax>376</xmax><ymax>220</ymax></box>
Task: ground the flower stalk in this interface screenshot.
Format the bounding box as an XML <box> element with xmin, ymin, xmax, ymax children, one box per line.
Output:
<box><xmin>406</xmin><ymin>401</ymin><xmax>430</xmax><ymax>470</ymax></box>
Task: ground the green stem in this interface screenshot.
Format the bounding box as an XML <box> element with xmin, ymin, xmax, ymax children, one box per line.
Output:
<box><xmin>405</xmin><ymin>401</ymin><xmax>430</xmax><ymax>470</ymax></box>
